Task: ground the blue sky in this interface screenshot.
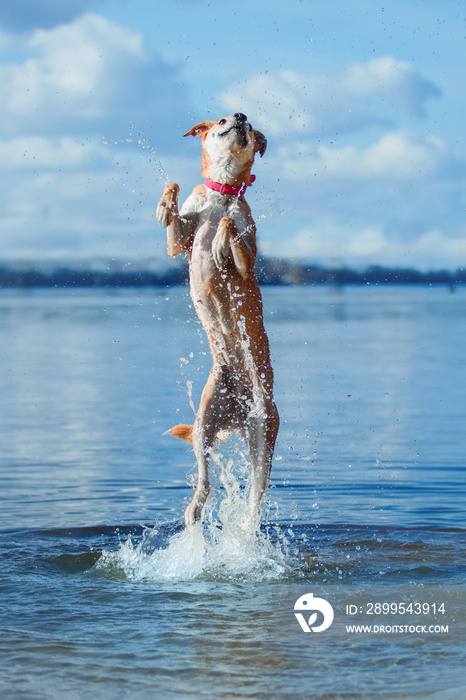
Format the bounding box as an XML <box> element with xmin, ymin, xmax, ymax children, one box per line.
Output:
<box><xmin>0</xmin><ymin>0</ymin><xmax>464</xmax><ymax>269</ymax></box>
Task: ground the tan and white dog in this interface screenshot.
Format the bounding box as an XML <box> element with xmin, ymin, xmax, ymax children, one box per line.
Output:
<box><xmin>156</xmin><ymin>113</ymin><xmax>279</xmax><ymax>527</ymax></box>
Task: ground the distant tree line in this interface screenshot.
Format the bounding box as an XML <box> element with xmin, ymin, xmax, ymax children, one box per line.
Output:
<box><xmin>0</xmin><ymin>264</ymin><xmax>188</xmax><ymax>289</ymax></box>
<box><xmin>255</xmin><ymin>259</ymin><xmax>465</xmax><ymax>286</ymax></box>
<box><xmin>0</xmin><ymin>258</ymin><xmax>464</xmax><ymax>289</ymax></box>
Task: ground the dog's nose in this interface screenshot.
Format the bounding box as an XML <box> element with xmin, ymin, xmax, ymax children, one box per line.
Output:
<box><xmin>234</xmin><ymin>113</ymin><xmax>247</xmax><ymax>123</ymax></box>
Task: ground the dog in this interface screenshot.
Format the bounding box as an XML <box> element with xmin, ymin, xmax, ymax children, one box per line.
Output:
<box><xmin>156</xmin><ymin>112</ymin><xmax>279</xmax><ymax>527</ymax></box>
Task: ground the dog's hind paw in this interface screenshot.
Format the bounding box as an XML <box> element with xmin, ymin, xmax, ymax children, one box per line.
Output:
<box><xmin>185</xmin><ymin>500</ymin><xmax>203</xmax><ymax>528</ymax></box>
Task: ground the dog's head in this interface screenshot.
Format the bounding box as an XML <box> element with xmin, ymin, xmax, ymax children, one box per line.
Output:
<box><xmin>183</xmin><ymin>113</ymin><xmax>267</xmax><ymax>186</ymax></box>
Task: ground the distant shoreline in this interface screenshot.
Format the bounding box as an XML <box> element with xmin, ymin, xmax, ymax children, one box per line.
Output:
<box><xmin>0</xmin><ymin>258</ymin><xmax>464</xmax><ymax>289</ymax></box>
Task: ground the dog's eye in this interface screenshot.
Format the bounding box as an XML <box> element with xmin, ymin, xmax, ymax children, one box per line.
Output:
<box><xmin>219</xmin><ymin>119</ymin><xmax>227</xmax><ymax>125</ymax></box>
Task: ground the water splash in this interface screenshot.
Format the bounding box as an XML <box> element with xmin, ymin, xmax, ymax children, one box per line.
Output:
<box><xmin>186</xmin><ymin>379</ymin><xmax>196</xmax><ymax>417</ymax></box>
<box><xmin>96</xmin><ymin>445</ymin><xmax>292</xmax><ymax>583</ymax></box>
<box><xmin>102</xmin><ymin>131</ymin><xmax>171</xmax><ymax>184</ymax></box>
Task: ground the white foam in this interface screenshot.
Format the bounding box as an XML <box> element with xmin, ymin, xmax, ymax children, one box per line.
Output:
<box><xmin>97</xmin><ymin>447</ymin><xmax>291</xmax><ymax>583</ymax></box>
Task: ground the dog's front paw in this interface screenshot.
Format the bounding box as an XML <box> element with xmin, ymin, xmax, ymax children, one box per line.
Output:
<box><xmin>212</xmin><ymin>229</ymin><xmax>231</xmax><ymax>269</ymax></box>
<box><xmin>156</xmin><ymin>182</ymin><xmax>180</xmax><ymax>226</ymax></box>
<box><xmin>212</xmin><ymin>216</ymin><xmax>236</xmax><ymax>269</ymax></box>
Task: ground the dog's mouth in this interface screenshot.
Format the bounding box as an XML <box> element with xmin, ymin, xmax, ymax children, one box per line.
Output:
<box><xmin>219</xmin><ymin>124</ymin><xmax>249</xmax><ymax>147</ymax></box>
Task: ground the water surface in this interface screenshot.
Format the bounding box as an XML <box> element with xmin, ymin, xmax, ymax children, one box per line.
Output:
<box><xmin>0</xmin><ymin>286</ymin><xmax>465</xmax><ymax>699</ymax></box>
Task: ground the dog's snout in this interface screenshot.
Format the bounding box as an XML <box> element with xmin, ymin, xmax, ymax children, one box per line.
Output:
<box><xmin>234</xmin><ymin>113</ymin><xmax>247</xmax><ymax>123</ymax></box>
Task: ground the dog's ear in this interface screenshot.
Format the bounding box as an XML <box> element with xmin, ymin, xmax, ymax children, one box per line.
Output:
<box><xmin>183</xmin><ymin>121</ymin><xmax>214</xmax><ymax>140</ymax></box>
<box><xmin>253</xmin><ymin>130</ymin><xmax>267</xmax><ymax>158</ymax></box>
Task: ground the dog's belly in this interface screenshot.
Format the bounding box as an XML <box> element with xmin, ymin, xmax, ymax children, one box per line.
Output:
<box><xmin>190</xmin><ymin>271</ymin><xmax>244</xmax><ymax>367</ymax></box>
<box><xmin>189</xmin><ymin>225</ymin><xmax>247</xmax><ymax>361</ymax></box>
<box><xmin>189</xmin><ymin>231</ymin><xmax>273</xmax><ymax>401</ymax></box>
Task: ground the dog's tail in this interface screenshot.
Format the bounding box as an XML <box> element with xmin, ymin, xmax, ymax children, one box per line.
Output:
<box><xmin>167</xmin><ymin>423</ymin><xmax>194</xmax><ymax>443</ymax></box>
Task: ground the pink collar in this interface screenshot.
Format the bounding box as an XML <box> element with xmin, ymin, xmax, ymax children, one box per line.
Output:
<box><xmin>205</xmin><ymin>175</ymin><xmax>255</xmax><ymax>197</ymax></box>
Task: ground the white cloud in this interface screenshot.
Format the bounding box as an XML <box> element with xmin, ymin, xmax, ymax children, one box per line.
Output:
<box><xmin>0</xmin><ymin>14</ymin><xmax>188</xmax><ymax>141</ymax></box>
<box><xmin>0</xmin><ymin>14</ymin><xmax>461</xmax><ymax>271</ymax></box>
<box><xmin>261</xmin><ymin>218</ymin><xmax>466</xmax><ymax>271</ymax></box>
<box><xmin>219</xmin><ymin>58</ymin><xmax>440</xmax><ymax>137</ymax></box>
<box><xmin>0</xmin><ymin>12</ymin><xmax>196</xmax><ymax>261</ymax></box>
<box><xmin>0</xmin><ymin>29</ymin><xmax>15</xmax><ymax>51</ymax></box>
<box><xmin>0</xmin><ymin>133</ymin><xmax>200</xmax><ymax>261</ymax></box>
<box><xmin>0</xmin><ymin>136</ymin><xmax>109</xmax><ymax>170</ymax></box>
<box><xmin>0</xmin><ymin>165</ymin><xmax>156</xmax><ymax>259</ymax></box>
<box><xmin>343</xmin><ymin>56</ymin><xmax>441</xmax><ymax>119</ymax></box>
<box><xmin>280</xmin><ymin>131</ymin><xmax>458</xmax><ymax>181</ymax></box>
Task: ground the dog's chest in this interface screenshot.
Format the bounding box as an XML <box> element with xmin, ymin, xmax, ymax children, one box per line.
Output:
<box><xmin>190</xmin><ymin>213</ymin><xmax>225</xmax><ymax>286</ymax></box>
<box><xmin>191</xmin><ymin>198</ymin><xmax>244</xmax><ymax>271</ymax></box>
<box><xmin>194</xmin><ymin>201</ymin><xmax>229</xmax><ymax>247</ymax></box>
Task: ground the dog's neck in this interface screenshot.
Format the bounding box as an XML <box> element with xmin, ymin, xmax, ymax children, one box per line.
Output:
<box><xmin>202</xmin><ymin>150</ymin><xmax>256</xmax><ymax>195</ymax></box>
<box><xmin>205</xmin><ymin>175</ymin><xmax>256</xmax><ymax>197</ymax></box>
<box><xmin>201</xmin><ymin>146</ymin><xmax>255</xmax><ymax>188</ymax></box>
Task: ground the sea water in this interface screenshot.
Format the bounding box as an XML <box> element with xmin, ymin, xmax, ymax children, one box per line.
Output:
<box><xmin>0</xmin><ymin>285</ymin><xmax>465</xmax><ymax>699</ymax></box>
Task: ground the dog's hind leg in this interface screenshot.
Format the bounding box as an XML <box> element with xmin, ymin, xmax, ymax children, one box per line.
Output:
<box><xmin>185</xmin><ymin>434</ymin><xmax>211</xmax><ymax>527</ymax></box>
<box><xmin>245</xmin><ymin>398</ymin><xmax>279</xmax><ymax>523</ymax></box>
<box><xmin>184</xmin><ymin>365</ymin><xmax>231</xmax><ymax>527</ymax></box>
